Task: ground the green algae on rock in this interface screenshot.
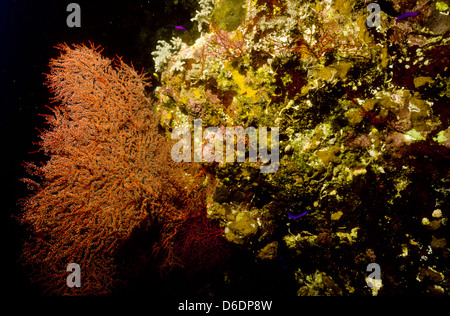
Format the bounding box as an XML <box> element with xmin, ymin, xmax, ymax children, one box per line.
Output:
<box><xmin>211</xmin><ymin>0</ymin><xmax>246</xmax><ymax>31</ymax></box>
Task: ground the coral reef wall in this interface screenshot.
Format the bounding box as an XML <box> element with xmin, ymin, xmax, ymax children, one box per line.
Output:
<box><xmin>152</xmin><ymin>0</ymin><xmax>450</xmax><ymax>295</ymax></box>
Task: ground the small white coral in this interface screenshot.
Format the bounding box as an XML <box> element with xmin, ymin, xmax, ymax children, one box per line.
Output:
<box><xmin>169</xmin><ymin>58</ymin><xmax>186</xmax><ymax>74</ymax></box>
<box><xmin>151</xmin><ymin>37</ymin><xmax>184</xmax><ymax>72</ymax></box>
<box><xmin>191</xmin><ymin>0</ymin><xmax>214</xmax><ymax>33</ymax></box>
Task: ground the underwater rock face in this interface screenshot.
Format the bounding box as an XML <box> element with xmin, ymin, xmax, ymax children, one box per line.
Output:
<box><xmin>256</xmin><ymin>241</ymin><xmax>279</xmax><ymax>260</ymax></box>
<box><xmin>224</xmin><ymin>211</ymin><xmax>259</xmax><ymax>245</ymax></box>
<box><xmin>296</xmin><ymin>270</ymin><xmax>343</xmax><ymax>296</ymax></box>
<box><xmin>153</xmin><ymin>0</ymin><xmax>450</xmax><ymax>295</ymax></box>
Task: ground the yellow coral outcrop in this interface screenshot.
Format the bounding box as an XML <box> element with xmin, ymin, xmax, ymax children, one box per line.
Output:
<box><xmin>224</xmin><ymin>62</ymin><xmax>259</xmax><ymax>102</ymax></box>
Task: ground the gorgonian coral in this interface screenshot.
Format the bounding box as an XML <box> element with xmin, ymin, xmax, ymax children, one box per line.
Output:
<box><xmin>19</xmin><ymin>43</ymin><xmax>224</xmax><ymax>295</ymax></box>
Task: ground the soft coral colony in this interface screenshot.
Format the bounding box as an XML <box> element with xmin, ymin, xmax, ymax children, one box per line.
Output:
<box><xmin>20</xmin><ymin>0</ymin><xmax>450</xmax><ymax>295</ymax></box>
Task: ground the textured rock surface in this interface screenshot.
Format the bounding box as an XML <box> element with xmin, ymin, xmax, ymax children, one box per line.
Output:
<box><xmin>152</xmin><ymin>0</ymin><xmax>450</xmax><ymax>295</ymax></box>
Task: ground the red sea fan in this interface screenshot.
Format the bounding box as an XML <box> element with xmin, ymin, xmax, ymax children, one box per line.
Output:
<box><xmin>19</xmin><ymin>43</ymin><xmax>214</xmax><ymax>295</ymax></box>
<box><xmin>169</xmin><ymin>209</ymin><xmax>230</xmax><ymax>273</ymax></box>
